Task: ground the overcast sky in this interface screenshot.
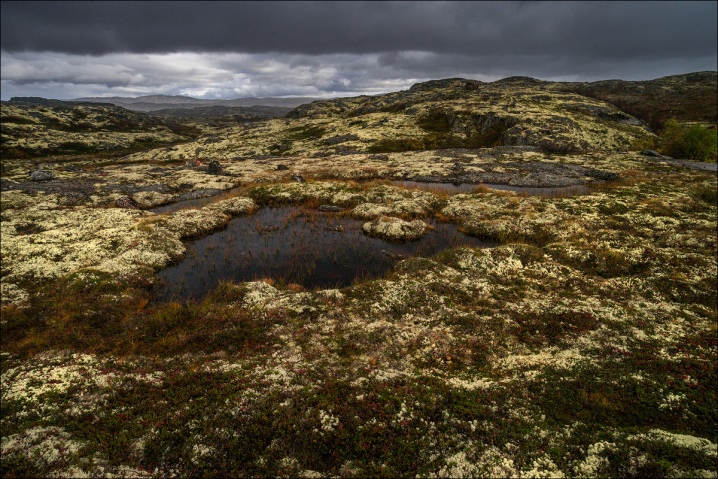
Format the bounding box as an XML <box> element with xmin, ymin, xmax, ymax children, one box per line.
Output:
<box><xmin>1</xmin><ymin>1</ymin><xmax>716</xmax><ymax>100</ymax></box>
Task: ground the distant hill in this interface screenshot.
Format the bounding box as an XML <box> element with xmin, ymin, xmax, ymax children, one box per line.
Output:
<box><xmin>288</xmin><ymin>72</ymin><xmax>717</xmax><ymax>131</ymax></box>
<box><xmin>557</xmin><ymin>71</ymin><xmax>718</xmax><ymax>129</ymax></box>
<box><xmin>73</xmin><ymin>94</ymin><xmax>321</xmax><ymax>112</ymax></box>
<box><xmin>5</xmin><ymin>72</ymin><xmax>715</xmax><ymax>160</ymax></box>
<box><xmin>1</xmin><ymin>98</ymin><xmax>201</xmax><ymax>158</ymax></box>
<box><xmin>145</xmin><ymin>105</ymin><xmax>292</xmax><ymax>119</ymax></box>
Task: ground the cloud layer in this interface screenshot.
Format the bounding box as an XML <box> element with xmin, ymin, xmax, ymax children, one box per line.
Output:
<box><xmin>2</xmin><ymin>1</ymin><xmax>716</xmax><ymax>99</ymax></box>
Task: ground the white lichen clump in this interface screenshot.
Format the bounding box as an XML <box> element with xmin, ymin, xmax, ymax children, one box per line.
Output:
<box><xmin>362</xmin><ymin>215</ymin><xmax>428</xmax><ymax>241</ymax></box>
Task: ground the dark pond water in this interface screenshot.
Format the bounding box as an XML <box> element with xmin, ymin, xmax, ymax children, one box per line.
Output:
<box><xmin>393</xmin><ymin>180</ymin><xmax>591</xmax><ymax>196</ymax></box>
<box><xmin>154</xmin><ymin>206</ymin><xmax>496</xmax><ymax>302</ymax></box>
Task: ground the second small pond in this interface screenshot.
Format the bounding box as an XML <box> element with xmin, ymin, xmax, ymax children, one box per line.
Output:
<box><xmin>393</xmin><ymin>180</ymin><xmax>591</xmax><ymax>196</ymax></box>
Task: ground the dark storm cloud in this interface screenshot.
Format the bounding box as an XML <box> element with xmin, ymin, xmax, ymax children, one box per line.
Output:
<box><xmin>2</xmin><ymin>1</ymin><xmax>716</xmax><ymax>59</ymax></box>
<box><xmin>1</xmin><ymin>2</ymin><xmax>716</xmax><ymax>100</ymax></box>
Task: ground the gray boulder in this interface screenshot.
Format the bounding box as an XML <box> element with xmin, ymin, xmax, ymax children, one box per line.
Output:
<box><xmin>207</xmin><ymin>160</ymin><xmax>223</xmax><ymax>175</ymax></box>
<box><xmin>641</xmin><ymin>150</ymin><xmax>663</xmax><ymax>157</ymax></box>
<box><xmin>115</xmin><ymin>196</ymin><xmax>139</xmax><ymax>209</ymax></box>
<box><xmin>30</xmin><ymin>170</ymin><xmax>54</xmax><ymax>181</ymax></box>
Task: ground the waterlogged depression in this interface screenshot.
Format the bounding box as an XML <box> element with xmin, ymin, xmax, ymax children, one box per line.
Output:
<box><xmin>154</xmin><ymin>206</ymin><xmax>496</xmax><ymax>302</ymax></box>
<box><xmin>393</xmin><ymin>180</ymin><xmax>592</xmax><ymax>196</ymax></box>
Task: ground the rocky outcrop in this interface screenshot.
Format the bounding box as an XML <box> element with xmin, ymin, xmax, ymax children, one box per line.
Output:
<box><xmin>30</xmin><ymin>170</ymin><xmax>54</xmax><ymax>181</ymax></box>
<box><xmin>362</xmin><ymin>216</ymin><xmax>428</xmax><ymax>242</ymax></box>
<box><xmin>641</xmin><ymin>150</ymin><xmax>663</xmax><ymax>157</ymax></box>
<box><xmin>207</xmin><ymin>160</ymin><xmax>223</xmax><ymax>175</ymax></box>
<box><xmin>352</xmin><ymin>203</ymin><xmax>393</xmax><ymax>220</ymax></box>
<box><xmin>115</xmin><ymin>196</ymin><xmax>139</xmax><ymax>209</ymax></box>
<box><xmin>409</xmin><ymin>160</ymin><xmax>617</xmax><ymax>187</ymax></box>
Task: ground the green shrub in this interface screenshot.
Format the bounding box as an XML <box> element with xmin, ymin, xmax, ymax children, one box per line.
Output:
<box><xmin>660</xmin><ymin>119</ymin><xmax>717</xmax><ymax>161</ymax></box>
<box><xmin>286</xmin><ymin>125</ymin><xmax>326</xmax><ymax>140</ymax></box>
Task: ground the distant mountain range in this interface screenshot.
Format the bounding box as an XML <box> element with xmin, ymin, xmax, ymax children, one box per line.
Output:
<box><xmin>72</xmin><ymin>94</ymin><xmax>321</xmax><ymax>112</ymax></box>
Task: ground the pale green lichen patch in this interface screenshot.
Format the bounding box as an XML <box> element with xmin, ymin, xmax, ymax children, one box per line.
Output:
<box><xmin>131</xmin><ymin>190</ymin><xmax>174</xmax><ymax>208</ymax></box>
<box><xmin>352</xmin><ymin>202</ymin><xmax>393</xmax><ymax>219</ymax></box>
<box><xmin>1</xmin><ymin>202</ymin><xmax>181</xmax><ymax>301</ymax></box>
<box><xmin>152</xmin><ymin>196</ymin><xmax>257</xmax><ymax>239</ymax></box>
<box><xmin>155</xmin><ymin>208</ymin><xmax>231</xmax><ymax>239</ymax></box>
<box><xmin>362</xmin><ymin>215</ymin><xmax>429</xmax><ymax>242</ymax></box>
<box><xmin>1</xmin><ymin>102</ymin><xmax>202</xmax><ymax>160</ymax></box>
<box><xmin>204</xmin><ymin>196</ymin><xmax>258</xmax><ymax>217</ymax></box>
<box><xmin>0</xmin><ymin>187</ymin><xmax>257</xmax><ymax>304</ymax></box>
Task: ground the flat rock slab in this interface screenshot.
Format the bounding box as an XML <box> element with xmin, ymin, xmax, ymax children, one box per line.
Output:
<box><xmin>667</xmin><ymin>160</ymin><xmax>717</xmax><ymax>172</ymax></box>
<box><xmin>2</xmin><ymin>178</ymin><xmax>98</xmax><ymax>198</ymax></box>
<box><xmin>410</xmin><ymin>160</ymin><xmax>617</xmax><ymax>187</ymax></box>
<box><xmin>102</xmin><ymin>183</ymin><xmax>173</xmax><ymax>195</ymax></box>
<box><xmin>640</xmin><ymin>156</ymin><xmax>718</xmax><ymax>172</ymax></box>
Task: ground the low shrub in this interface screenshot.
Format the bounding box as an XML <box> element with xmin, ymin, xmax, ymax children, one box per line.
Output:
<box><xmin>659</xmin><ymin>119</ymin><xmax>717</xmax><ymax>161</ymax></box>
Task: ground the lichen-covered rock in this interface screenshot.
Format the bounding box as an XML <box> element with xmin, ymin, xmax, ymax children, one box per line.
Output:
<box><xmin>115</xmin><ymin>196</ymin><xmax>139</xmax><ymax>209</ymax></box>
<box><xmin>131</xmin><ymin>191</ymin><xmax>174</xmax><ymax>208</ymax></box>
<box><xmin>160</xmin><ymin>208</ymin><xmax>230</xmax><ymax>239</ymax></box>
<box><xmin>352</xmin><ymin>203</ymin><xmax>392</xmax><ymax>220</ymax></box>
<box><xmin>362</xmin><ymin>215</ymin><xmax>428</xmax><ymax>242</ymax></box>
<box><xmin>207</xmin><ymin>160</ymin><xmax>223</xmax><ymax>175</ymax></box>
<box><xmin>206</xmin><ymin>197</ymin><xmax>257</xmax><ymax>217</ymax></box>
<box><xmin>641</xmin><ymin>150</ymin><xmax>663</xmax><ymax>157</ymax></box>
<box><xmin>30</xmin><ymin>170</ymin><xmax>54</xmax><ymax>181</ymax></box>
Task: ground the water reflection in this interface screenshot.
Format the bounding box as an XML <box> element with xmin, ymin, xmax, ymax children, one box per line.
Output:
<box><xmin>393</xmin><ymin>180</ymin><xmax>591</xmax><ymax>196</ymax></box>
<box><xmin>154</xmin><ymin>206</ymin><xmax>496</xmax><ymax>302</ymax></box>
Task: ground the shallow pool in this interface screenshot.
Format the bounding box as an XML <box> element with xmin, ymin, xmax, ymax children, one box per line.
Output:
<box><xmin>154</xmin><ymin>206</ymin><xmax>496</xmax><ymax>302</ymax></box>
<box><xmin>393</xmin><ymin>180</ymin><xmax>591</xmax><ymax>196</ymax></box>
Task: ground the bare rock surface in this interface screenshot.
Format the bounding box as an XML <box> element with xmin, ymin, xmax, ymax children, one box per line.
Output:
<box><xmin>29</xmin><ymin>170</ymin><xmax>54</xmax><ymax>181</ymax></box>
<box><xmin>114</xmin><ymin>195</ymin><xmax>139</xmax><ymax>209</ymax></box>
<box><xmin>2</xmin><ymin>178</ymin><xmax>98</xmax><ymax>198</ymax></box>
<box><xmin>207</xmin><ymin>159</ymin><xmax>223</xmax><ymax>175</ymax></box>
<box><xmin>410</xmin><ymin>160</ymin><xmax>617</xmax><ymax>187</ymax></box>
